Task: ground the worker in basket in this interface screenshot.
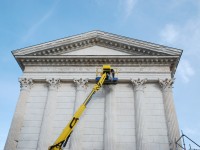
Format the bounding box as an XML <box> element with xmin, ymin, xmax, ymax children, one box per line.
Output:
<box><xmin>107</xmin><ymin>68</ymin><xmax>115</xmax><ymax>81</ymax></box>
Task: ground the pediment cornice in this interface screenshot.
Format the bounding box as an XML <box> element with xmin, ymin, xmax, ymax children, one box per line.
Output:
<box><xmin>12</xmin><ymin>31</ymin><xmax>182</xmax><ymax>56</ymax></box>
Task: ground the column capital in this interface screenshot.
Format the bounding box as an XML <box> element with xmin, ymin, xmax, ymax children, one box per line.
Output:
<box><xmin>46</xmin><ymin>78</ymin><xmax>60</xmax><ymax>90</ymax></box>
<box><xmin>73</xmin><ymin>78</ymin><xmax>88</xmax><ymax>90</ymax></box>
<box><xmin>159</xmin><ymin>78</ymin><xmax>174</xmax><ymax>89</ymax></box>
<box><xmin>131</xmin><ymin>78</ymin><xmax>147</xmax><ymax>90</ymax></box>
<box><xmin>19</xmin><ymin>78</ymin><xmax>33</xmax><ymax>90</ymax></box>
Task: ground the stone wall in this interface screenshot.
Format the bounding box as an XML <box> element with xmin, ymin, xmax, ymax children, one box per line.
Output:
<box><xmin>5</xmin><ymin>66</ymin><xmax>180</xmax><ymax>150</ymax></box>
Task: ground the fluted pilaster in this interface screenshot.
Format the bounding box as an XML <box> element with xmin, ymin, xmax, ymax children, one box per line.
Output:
<box><xmin>104</xmin><ymin>85</ymin><xmax>116</xmax><ymax>150</ymax></box>
<box><xmin>159</xmin><ymin>78</ymin><xmax>181</xmax><ymax>150</ymax></box>
<box><xmin>131</xmin><ymin>78</ymin><xmax>147</xmax><ymax>150</ymax></box>
<box><xmin>70</xmin><ymin>78</ymin><xmax>88</xmax><ymax>150</ymax></box>
<box><xmin>4</xmin><ymin>78</ymin><xmax>33</xmax><ymax>150</ymax></box>
<box><xmin>37</xmin><ymin>78</ymin><xmax>60</xmax><ymax>150</ymax></box>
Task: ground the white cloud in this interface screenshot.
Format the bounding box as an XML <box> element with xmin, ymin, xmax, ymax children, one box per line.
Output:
<box><xmin>160</xmin><ymin>7</ymin><xmax>200</xmax><ymax>83</ymax></box>
<box><xmin>160</xmin><ymin>18</ymin><xmax>200</xmax><ymax>57</ymax></box>
<box><xmin>22</xmin><ymin>11</ymin><xmax>53</xmax><ymax>42</ymax></box>
<box><xmin>181</xmin><ymin>127</ymin><xmax>200</xmax><ymax>148</ymax></box>
<box><xmin>160</xmin><ymin>21</ymin><xmax>198</xmax><ymax>83</ymax></box>
<box><xmin>177</xmin><ymin>59</ymin><xmax>195</xmax><ymax>83</ymax></box>
<box><xmin>125</xmin><ymin>0</ymin><xmax>137</xmax><ymax>18</ymax></box>
<box><xmin>93</xmin><ymin>0</ymin><xmax>105</xmax><ymax>6</ymax></box>
<box><xmin>0</xmin><ymin>130</ymin><xmax>7</xmax><ymax>150</ymax></box>
<box><xmin>119</xmin><ymin>0</ymin><xmax>137</xmax><ymax>19</ymax></box>
<box><xmin>184</xmin><ymin>127</ymin><xmax>200</xmax><ymax>137</ymax></box>
<box><xmin>160</xmin><ymin>24</ymin><xmax>179</xmax><ymax>44</ymax></box>
<box><xmin>22</xmin><ymin>1</ymin><xmax>60</xmax><ymax>42</ymax></box>
<box><xmin>159</xmin><ymin>0</ymin><xmax>200</xmax><ymax>56</ymax></box>
<box><xmin>168</xmin><ymin>0</ymin><xmax>189</xmax><ymax>9</ymax></box>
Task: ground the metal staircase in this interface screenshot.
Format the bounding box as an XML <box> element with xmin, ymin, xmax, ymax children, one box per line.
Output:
<box><xmin>176</xmin><ymin>131</ymin><xmax>200</xmax><ymax>150</ymax></box>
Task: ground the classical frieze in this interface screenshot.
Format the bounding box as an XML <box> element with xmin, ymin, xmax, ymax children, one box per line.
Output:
<box><xmin>24</xmin><ymin>66</ymin><xmax>170</xmax><ymax>73</ymax></box>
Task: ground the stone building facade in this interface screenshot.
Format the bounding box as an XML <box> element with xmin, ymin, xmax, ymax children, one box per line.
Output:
<box><xmin>5</xmin><ymin>31</ymin><xmax>182</xmax><ymax>150</ymax></box>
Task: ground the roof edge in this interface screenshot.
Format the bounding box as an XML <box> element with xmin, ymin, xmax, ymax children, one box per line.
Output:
<box><xmin>12</xmin><ymin>30</ymin><xmax>183</xmax><ymax>56</ymax></box>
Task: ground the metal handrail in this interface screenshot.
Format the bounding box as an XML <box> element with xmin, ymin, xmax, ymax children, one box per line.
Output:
<box><xmin>176</xmin><ymin>131</ymin><xmax>200</xmax><ymax>150</ymax></box>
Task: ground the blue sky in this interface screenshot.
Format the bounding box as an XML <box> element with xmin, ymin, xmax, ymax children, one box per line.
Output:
<box><xmin>0</xmin><ymin>0</ymin><xmax>200</xmax><ymax>149</ymax></box>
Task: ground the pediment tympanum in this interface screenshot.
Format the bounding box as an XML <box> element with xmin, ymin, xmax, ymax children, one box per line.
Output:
<box><xmin>62</xmin><ymin>46</ymin><xmax>132</xmax><ymax>56</ymax></box>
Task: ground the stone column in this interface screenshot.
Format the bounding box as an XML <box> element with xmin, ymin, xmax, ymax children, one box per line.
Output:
<box><xmin>104</xmin><ymin>85</ymin><xmax>116</xmax><ymax>150</ymax></box>
<box><xmin>4</xmin><ymin>78</ymin><xmax>33</xmax><ymax>150</ymax></box>
<box><xmin>131</xmin><ymin>78</ymin><xmax>147</xmax><ymax>150</ymax></box>
<box><xmin>70</xmin><ymin>78</ymin><xmax>88</xmax><ymax>150</ymax></box>
<box><xmin>159</xmin><ymin>78</ymin><xmax>181</xmax><ymax>150</ymax></box>
<box><xmin>37</xmin><ymin>78</ymin><xmax>60</xmax><ymax>150</ymax></box>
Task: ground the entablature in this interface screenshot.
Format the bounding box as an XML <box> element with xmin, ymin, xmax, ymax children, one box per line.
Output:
<box><xmin>16</xmin><ymin>55</ymin><xmax>179</xmax><ymax>74</ymax></box>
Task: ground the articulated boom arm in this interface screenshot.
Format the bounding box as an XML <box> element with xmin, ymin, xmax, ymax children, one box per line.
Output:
<box><xmin>48</xmin><ymin>73</ymin><xmax>107</xmax><ymax>150</ymax></box>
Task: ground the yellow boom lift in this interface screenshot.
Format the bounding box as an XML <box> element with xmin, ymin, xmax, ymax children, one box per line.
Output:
<box><xmin>49</xmin><ymin>65</ymin><xmax>118</xmax><ymax>150</ymax></box>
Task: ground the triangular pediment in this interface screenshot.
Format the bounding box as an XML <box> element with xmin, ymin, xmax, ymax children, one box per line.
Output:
<box><xmin>12</xmin><ymin>30</ymin><xmax>182</xmax><ymax>76</ymax></box>
<box><xmin>12</xmin><ymin>30</ymin><xmax>182</xmax><ymax>57</ymax></box>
